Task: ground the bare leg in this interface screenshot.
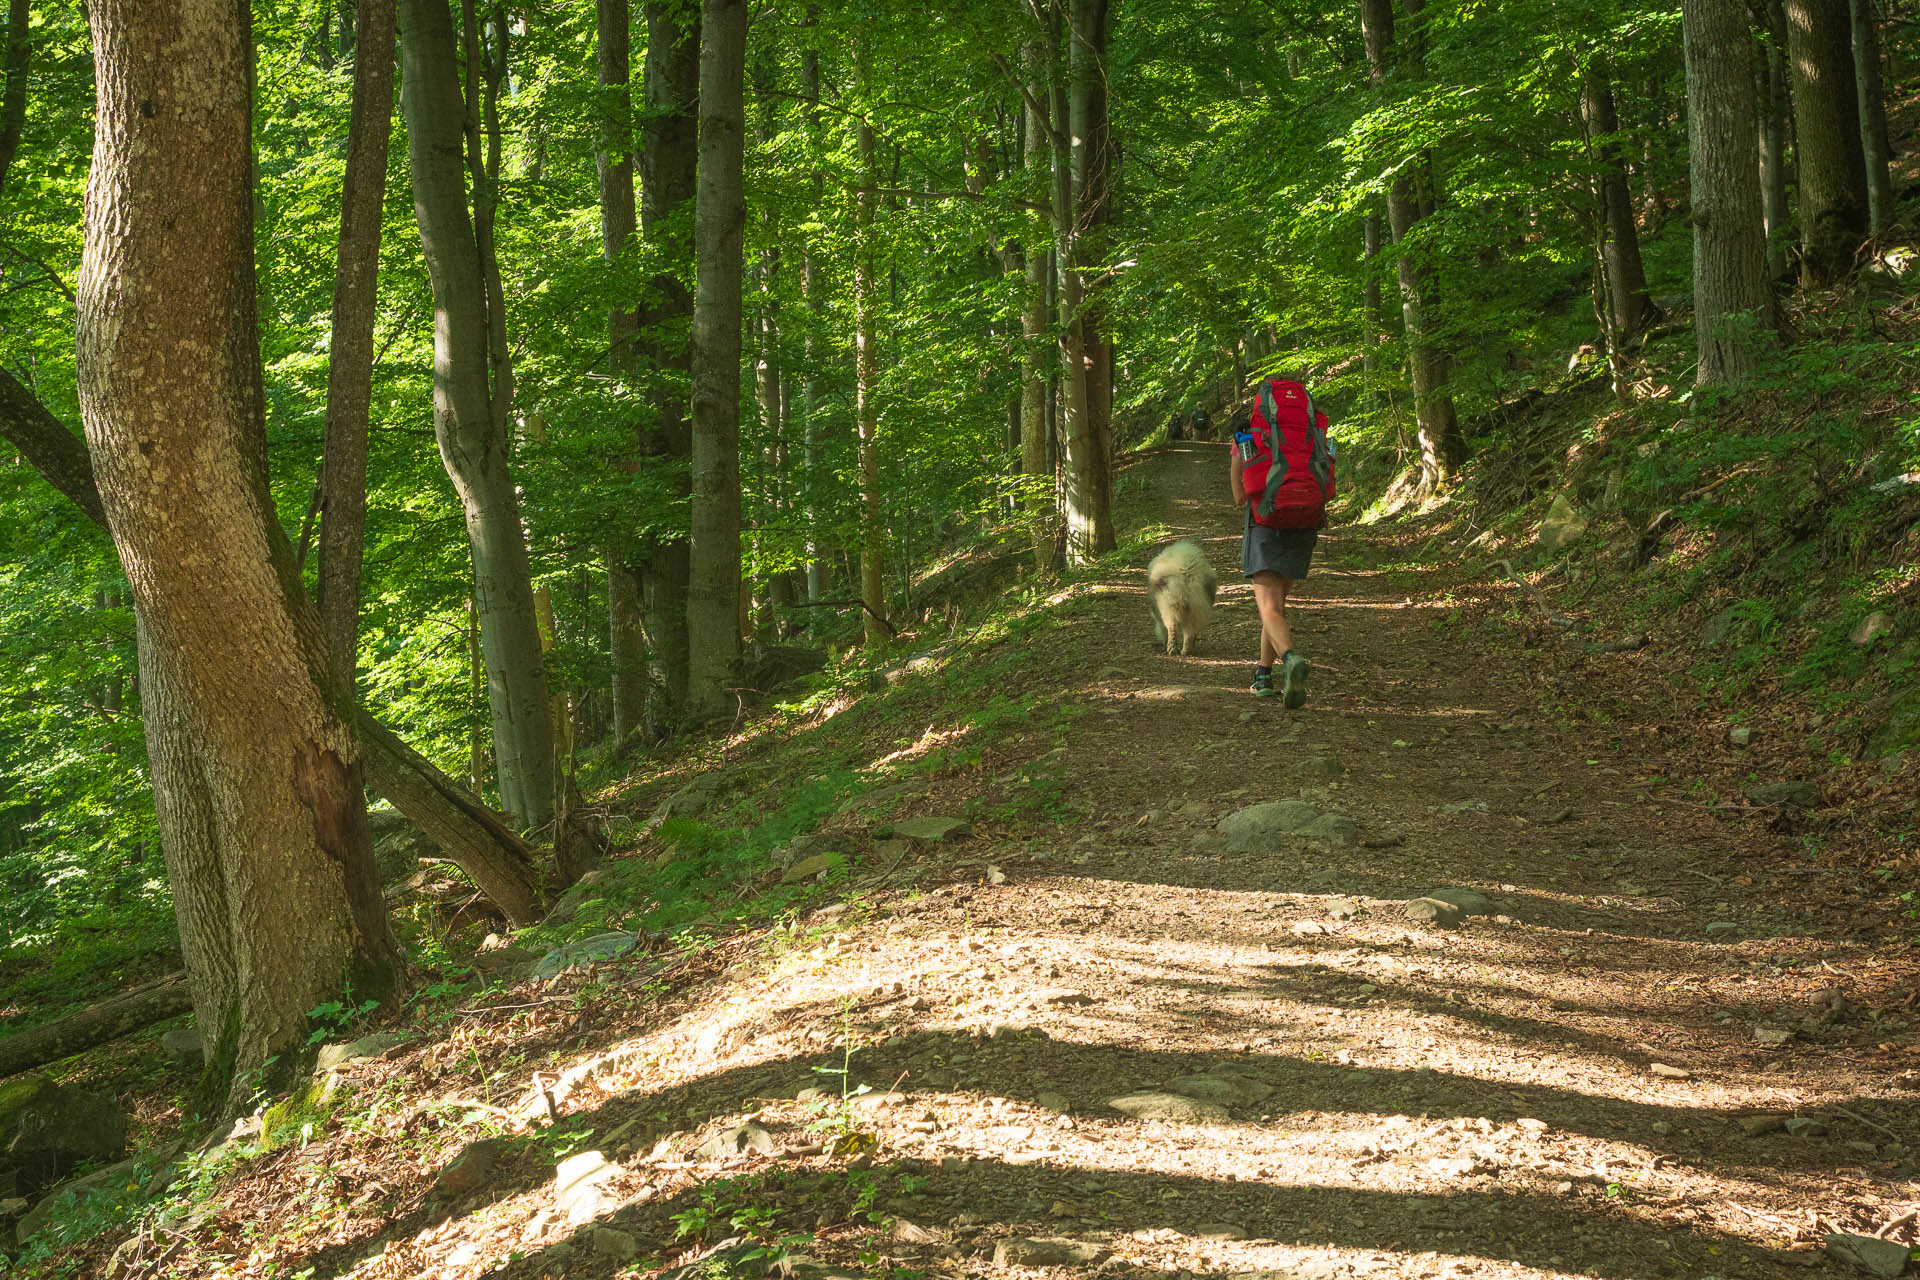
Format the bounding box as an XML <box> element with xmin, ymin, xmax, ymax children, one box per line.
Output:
<box><xmin>1250</xmin><ymin>572</ymin><xmax>1293</xmax><ymax>664</ymax></box>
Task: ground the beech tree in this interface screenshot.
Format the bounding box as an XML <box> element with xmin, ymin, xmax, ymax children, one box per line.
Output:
<box><xmin>77</xmin><ymin>0</ymin><xmax>401</xmax><ymax>1106</ymax></box>
<box><xmin>1784</xmin><ymin>0</ymin><xmax>1870</xmax><ymax>286</ymax></box>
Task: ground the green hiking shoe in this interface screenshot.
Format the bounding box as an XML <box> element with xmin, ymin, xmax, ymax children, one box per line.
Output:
<box><xmin>1250</xmin><ymin>667</ymin><xmax>1276</xmax><ymax>698</ymax></box>
<box><xmin>1281</xmin><ymin>652</ymin><xmax>1311</xmax><ymax>709</ymax></box>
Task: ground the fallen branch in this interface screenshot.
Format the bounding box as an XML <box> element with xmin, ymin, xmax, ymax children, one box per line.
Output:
<box><xmin>0</xmin><ymin>972</ymin><xmax>191</xmax><ymax>1079</ymax></box>
<box><xmin>1579</xmin><ymin>633</ymin><xmax>1651</xmax><ymax>655</ymax></box>
<box><xmin>785</xmin><ymin>597</ymin><xmax>899</xmax><ymax>636</ymax></box>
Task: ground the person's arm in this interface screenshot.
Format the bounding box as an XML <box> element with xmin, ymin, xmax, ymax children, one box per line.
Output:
<box><xmin>1229</xmin><ymin>445</ymin><xmax>1249</xmax><ymax>507</ymax></box>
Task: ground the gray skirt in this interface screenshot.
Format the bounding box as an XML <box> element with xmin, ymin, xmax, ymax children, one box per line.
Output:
<box><xmin>1241</xmin><ymin>508</ymin><xmax>1318</xmax><ymax>580</ymax></box>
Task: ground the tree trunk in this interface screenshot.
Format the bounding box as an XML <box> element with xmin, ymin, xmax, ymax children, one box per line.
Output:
<box><xmin>78</xmin><ymin>0</ymin><xmax>402</xmax><ymax>1107</ymax></box>
<box><xmin>1361</xmin><ymin>0</ymin><xmax>1461</xmax><ymax>491</ymax></box>
<box><xmin>1580</xmin><ymin>56</ymin><xmax>1656</xmax><ymax>342</ymax></box>
<box><xmin>637</xmin><ymin>0</ymin><xmax>698</xmax><ymax>728</ymax></box>
<box><xmin>0</xmin><ymin>0</ymin><xmax>28</xmax><ymax>201</ymax></box>
<box><xmin>1019</xmin><ymin>37</ymin><xmax>1050</xmax><ymax>565</ymax></box>
<box><xmin>800</xmin><ymin>26</ymin><xmax>826</xmax><ymax>605</ymax></box>
<box><xmin>397</xmin><ymin>0</ymin><xmax>554</xmax><ymax>830</ymax></box>
<box><xmin>0</xmin><ymin>371</ymin><xmax>546</xmax><ymax>925</ymax></box>
<box><xmin>1851</xmin><ymin>0</ymin><xmax>1894</xmax><ymax>233</ymax></box>
<box><xmin>1761</xmin><ymin>0</ymin><xmax>1793</xmax><ymax>280</ymax></box>
<box><xmin>1362</xmin><ymin>211</ymin><xmax>1384</xmax><ymax>401</ymax></box>
<box><xmin>1784</xmin><ymin>0</ymin><xmax>1870</xmax><ymax>285</ymax></box>
<box><xmin>1072</xmin><ymin>0</ymin><xmax>1115</xmax><ymax>557</ymax></box>
<box><xmin>1683</xmin><ymin>0</ymin><xmax>1779</xmax><ymax>382</ymax></box>
<box><xmin>853</xmin><ymin>92</ymin><xmax>887</xmax><ymax>646</ymax></box>
<box><xmin>317</xmin><ymin>0</ymin><xmax>396</xmax><ymax>675</ymax></box>
<box><xmin>685</xmin><ymin>0</ymin><xmax>745</xmax><ymax>718</ymax></box>
<box><xmin>1051</xmin><ymin>25</ymin><xmax>1095</xmax><ymax>564</ymax></box>
<box><xmin>598</xmin><ymin>0</ymin><xmax>647</xmax><ymax>746</ymax></box>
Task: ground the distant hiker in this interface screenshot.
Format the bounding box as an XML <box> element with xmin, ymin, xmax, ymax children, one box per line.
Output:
<box><xmin>1166</xmin><ymin>412</ymin><xmax>1186</xmax><ymax>443</ymax></box>
<box><xmin>1230</xmin><ymin>375</ymin><xmax>1337</xmax><ymax>705</ymax></box>
<box><xmin>1188</xmin><ymin>403</ymin><xmax>1213</xmax><ymax>442</ymax></box>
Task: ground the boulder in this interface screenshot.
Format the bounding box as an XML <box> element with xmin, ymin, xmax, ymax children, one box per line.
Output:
<box><xmin>160</xmin><ymin>1027</ymin><xmax>203</xmax><ymax>1069</ymax></box>
<box><xmin>891</xmin><ymin>816</ymin><xmax>972</xmax><ymax>843</ymax></box>
<box><xmin>1403</xmin><ymin>897</ymin><xmax>1466</xmax><ymax>928</ymax></box>
<box><xmin>1</xmin><ymin>1076</ymin><xmax>126</xmax><ymax>1187</ymax></box>
<box><xmin>431</xmin><ymin>1137</ymin><xmax>512</xmax><ymax>1199</ymax></box>
<box><xmin>1536</xmin><ymin>493</ymin><xmax>1589</xmax><ymax>553</ymax></box>
<box><xmin>1107</xmin><ymin>1091</ymin><xmax>1231</xmax><ymax>1124</ymax></box>
<box><xmin>313</xmin><ymin>1031</ymin><xmax>412</xmax><ymax>1074</ymax></box>
<box><xmin>1745</xmin><ymin>780</ymin><xmax>1818</xmax><ymax>809</ymax></box>
<box><xmin>532</xmin><ymin>931</ymin><xmax>642</xmax><ymax>981</ymax></box>
<box><xmin>1851</xmin><ymin>612</ymin><xmax>1896</xmax><ymax>647</ymax></box>
<box><xmin>15</xmin><ymin>1156</ymin><xmax>142</xmax><ymax>1243</ymax></box>
<box><xmin>1218</xmin><ymin>800</ymin><xmax>1320</xmax><ymax>850</ymax></box>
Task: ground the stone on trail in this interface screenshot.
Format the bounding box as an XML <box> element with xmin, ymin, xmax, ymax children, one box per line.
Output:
<box><xmin>1783</xmin><ymin>1115</ymin><xmax>1828</xmax><ymax>1138</ymax></box>
<box><xmin>1107</xmin><ymin>1091</ymin><xmax>1232</xmax><ymax>1124</ymax></box>
<box><xmin>1403</xmin><ymin>897</ymin><xmax>1465</xmax><ymax>928</ymax></box>
<box><xmin>431</xmin><ymin>1136</ymin><xmax>512</xmax><ymax>1199</ymax></box>
<box><xmin>1164</xmin><ymin>1073</ymin><xmax>1273</xmax><ymax>1107</ymax></box>
<box><xmin>1425</xmin><ymin>887</ymin><xmax>1506</xmax><ymax>918</ymax></box>
<box><xmin>1297</xmin><ymin>813</ymin><xmax>1359</xmax><ymax>845</ymax></box>
<box><xmin>695</xmin><ymin>1122</ymin><xmax>777</xmax><ymax>1160</ymax></box>
<box><xmin>1745</xmin><ymin>780</ymin><xmax>1819</xmax><ymax>809</ymax></box>
<box><xmin>313</xmin><ymin>1030</ymin><xmax>412</xmax><ymax>1075</ymax></box>
<box><xmin>1738</xmin><ymin>1114</ymin><xmax>1788</xmax><ymax>1137</ymax></box>
<box><xmin>1326</xmin><ymin>898</ymin><xmax>1363</xmax><ymax>921</ymax></box>
<box><xmin>781</xmin><ymin>852</ymin><xmax>840</xmax><ymax>883</ymax></box>
<box><xmin>553</xmin><ymin>1150</ymin><xmax>622</xmax><ymax>1226</ymax></box>
<box><xmin>1648</xmin><ymin>1062</ymin><xmax>1691</xmax><ymax>1080</ymax></box>
<box><xmin>993</xmin><ymin>1238</ymin><xmax>1112</xmax><ymax>1267</ymax></box>
<box><xmin>1294</xmin><ymin>755</ymin><xmax>1344</xmax><ymax>781</ymax></box>
<box><xmin>1218</xmin><ymin>800</ymin><xmax>1321</xmax><ymax>850</ymax></box>
<box><xmin>592</xmin><ymin>1227</ymin><xmax>640</xmax><ymax>1260</ymax></box>
<box><xmin>891</xmin><ymin>816</ymin><xmax>972</xmax><ymax>842</ymax></box>
<box><xmin>1824</xmin><ymin>1232</ymin><xmax>1911</xmax><ymax>1278</ymax></box>
<box><xmin>533</xmin><ymin>931</ymin><xmax>642</xmax><ymax>981</ymax></box>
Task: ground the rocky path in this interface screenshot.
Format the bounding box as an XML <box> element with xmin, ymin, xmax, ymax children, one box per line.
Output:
<box><xmin>344</xmin><ymin>444</ymin><xmax>1916</xmax><ymax>1280</ymax></box>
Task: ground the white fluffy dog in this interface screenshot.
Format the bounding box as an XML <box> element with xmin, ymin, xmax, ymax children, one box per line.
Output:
<box><xmin>1146</xmin><ymin>539</ymin><xmax>1219</xmax><ymax>655</ymax></box>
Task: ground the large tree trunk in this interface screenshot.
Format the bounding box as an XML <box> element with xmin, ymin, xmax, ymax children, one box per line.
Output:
<box><xmin>1050</xmin><ymin>25</ymin><xmax>1096</xmax><ymax>564</ymax></box>
<box><xmin>78</xmin><ymin>0</ymin><xmax>402</xmax><ymax>1108</ymax></box>
<box><xmin>1071</xmin><ymin>0</ymin><xmax>1114</xmax><ymax>557</ymax></box>
<box><xmin>1851</xmin><ymin>0</ymin><xmax>1894</xmax><ymax>233</ymax></box>
<box><xmin>801</xmin><ymin>28</ymin><xmax>827</xmax><ymax>605</ymax></box>
<box><xmin>317</xmin><ymin>0</ymin><xmax>396</xmax><ymax>674</ymax></box>
<box><xmin>1784</xmin><ymin>0</ymin><xmax>1870</xmax><ymax>286</ymax></box>
<box><xmin>1361</xmin><ymin>0</ymin><xmax>1461</xmax><ymax>492</ymax></box>
<box><xmin>1362</xmin><ymin>211</ymin><xmax>1384</xmax><ymax>401</ymax></box>
<box><xmin>1580</xmin><ymin>56</ymin><xmax>1656</xmax><ymax>342</ymax></box>
<box><xmin>1683</xmin><ymin>0</ymin><xmax>1779</xmax><ymax>382</ymax></box>
<box><xmin>685</xmin><ymin>0</ymin><xmax>745</xmax><ymax>718</ymax></box>
<box><xmin>0</xmin><ymin>370</ymin><xmax>546</xmax><ymax>925</ymax></box>
<box><xmin>1761</xmin><ymin>0</ymin><xmax>1793</xmax><ymax>281</ymax></box>
<box><xmin>637</xmin><ymin>0</ymin><xmax>698</xmax><ymax>728</ymax></box>
<box><xmin>0</xmin><ymin>0</ymin><xmax>28</xmax><ymax>201</ymax></box>
<box><xmin>598</xmin><ymin>0</ymin><xmax>647</xmax><ymax>747</ymax></box>
<box><xmin>397</xmin><ymin>0</ymin><xmax>554</xmax><ymax>830</ymax></box>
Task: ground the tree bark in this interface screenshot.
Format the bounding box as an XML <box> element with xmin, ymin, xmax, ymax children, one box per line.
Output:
<box><xmin>685</xmin><ymin>0</ymin><xmax>745</xmax><ymax>718</ymax></box>
<box><xmin>1050</xmin><ymin>23</ymin><xmax>1095</xmax><ymax>564</ymax></box>
<box><xmin>1019</xmin><ymin>41</ymin><xmax>1050</xmax><ymax>485</ymax></box>
<box><xmin>1361</xmin><ymin>0</ymin><xmax>1461</xmax><ymax>492</ymax></box>
<box><xmin>1071</xmin><ymin>0</ymin><xmax>1115</xmax><ymax>557</ymax></box>
<box><xmin>78</xmin><ymin>0</ymin><xmax>402</xmax><ymax>1106</ymax></box>
<box><xmin>1851</xmin><ymin>0</ymin><xmax>1894</xmax><ymax>233</ymax></box>
<box><xmin>0</xmin><ymin>975</ymin><xmax>192</xmax><ymax>1080</ymax></box>
<box><xmin>1580</xmin><ymin>56</ymin><xmax>1656</xmax><ymax>342</ymax></box>
<box><xmin>398</xmin><ymin>0</ymin><xmax>555</xmax><ymax>830</ymax></box>
<box><xmin>598</xmin><ymin>0</ymin><xmax>647</xmax><ymax>747</ymax></box>
<box><xmin>0</xmin><ymin>371</ymin><xmax>546</xmax><ymax>926</ymax></box>
<box><xmin>0</xmin><ymin>0</ymin><xmax>27</xmax><ymax>201</ymax></box>
<box><xmin>853</xmin><ymin>70</ymin><xmax>887</xmax><ymax>647</ymax></box>
<box><xmin>801</xmin><ymin>25</ymin><xmax>826</xmax><ymax>605</ymax></box>
<box><xmin>317</xmin><ymin>0</ymin><xmax>396</xmax><ymax>675</ymax></box>
<box><xmin>1683</xmin><ymin>0</ymin><xmax>1779</xmax><ymax>382</ymax></box>
<box><xmin>1761</xmin><ymin>0</ymin><xmax>1793</xmax><ymax>280</ymax></box>
<box><xmin>1784</xmin><ymin>0</ymin><xmax>1869</xmax><ymax>285</ymax></box>
<box><xmin>637</xmin><ymin>0</ymin><xmax>698</xmax><ymax>728</ymax></box>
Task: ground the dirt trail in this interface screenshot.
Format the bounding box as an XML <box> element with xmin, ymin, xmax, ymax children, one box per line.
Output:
<box><xmin>386</xmin><ymin>444</ymin><xmax>1915</xmax><ymax>1280</ymax></box>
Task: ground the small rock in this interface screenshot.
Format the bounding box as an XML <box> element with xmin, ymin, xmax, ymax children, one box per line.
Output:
<box><xmin>1751</xmin><ymin>1025</ymin><xmax>1794</xmax><ymax>1047</ymax></box>
<box><xmin>1651</xmin><ymin>1120</ymin><xmax>1674</xmax><ymax>1137</ymax></box>
<box><xmin>1290</xmin><ymin>919</ymin><xmax>1328</xmax><ymax>937</ymax></box>
<box><xmin>1728</xmin><ymin>727</ymin><xmax>1752</xmax><ymax>748</ymax></box>
<box><xmin>1036</xmin><ymin>1091</ymin><xmax>1072</xmax><ymax>1114</ymax></box>
<box><xmin>552</xmin><ymin>1150</ymin><xmax>622</xmax><ymax>1226</ymax></box>
<box><xmin>1537</xmin><ymin>492</ymin><xmax>1589</xmax><ymax>553</ymax></box>
<box><xmin>695</xmin><ymin>1123</ymin><xmax>776</xmax><ymax>1160</ymax></box>
<box><xmin>1425</xmin><ymin>887</ymin><xmax>1505</xmax><ymax>917</ymax></box>
<box><xmin>431</xmin><ymin>1137</ymin><xmax>511</xmax><ymax>1198</ymax></box>
<box><xmin>892</xmin><ymin>816</ymin><xmax>972</xmax><ymax>842</ymax></box>
<box><xmin>1403</xmin><ymin>897</ymin><xmax>1465</xmax><ymax>928</ymax></box>
<box><xmin>986</xmin><ymin>864</ymin><xmax>1007</xmax><ymax>885</ymax></box>
<box><xmin>1648</xmin><ymin>1063</ymin><xmax>1691</xmax><ymax>1079</ymax></box>
<box><xmin>1784</xmin><ymin>1115</ymin><xmax>1828</xmax><ymax>1138</ymax></box>
<box><xmin>592</xmin><ymin>1227</ymin><xmax>639</xmax><ymax>1260</ymax></box>
<box><xmin>1851</xmin><ymin>613</ymin><xmax>1896</xmax><ymax>648</ymax></box>
<box><xmin>1218</xmin><ymin>799</ymin><xmax>1322</xmax><ymax>849</ymax></box>
<box><xmin>1192</xmin><ymin>1223</ymin><xmax>1247</xmax><ymax>1240</ymax></box>
<box><xmin>532</xmin><ymin>931</ymin><xmax>641</xmax><ymax>981</ymax></box>
<box><xmin>1295</xmin><ymin>756</ymin><xmax>1344</xmax><ymax>781</ymax></box>
<box><xmin>1298</xmin><ymin>813</ymin><xmax>1359</xmax><ymax>845</ymax></box>
<box><xmin>1325</xmin><ymin>898</ymin><xmax>1362</xmax><ymax>921</ymax></box>
<box><xmin>1163</xmin><ymin>1073</ymin><xmax>1273</xmax><ymax>1107</ymax></box>
<box><xmin>1825</xmin><ymin>1232</ymin><xmax>1910</xmax><ymax>1278</ymax></box>
<box><xmin>781</xmin><ymin>853</ymin><xmax>839</xmax><ymax>883</ymax></box>
<box><xmin>1745</xmin><ymin>780</ymin><xmax>1819</xmax><ymax>809</ymax></box>
<box><xmin>1107</xmin><ymin>1091</ymin><xmax>1231</xmax><ymax>1124</ymax></box>
<box><xmin>160</xmin><ymin>1027</ymin><xmax>203</xmax><ymax>1068</ymax></box>
<box><xmin>1739</xmin><ymin>1114</ymin><xmax>1788</xmax><ymax>1136</ymax></box>
<box><xmin>1809</xmin><ymin>986</ymin><xmax>1850</xmax><ymax>1015</ymax></box>
<box><xmin>1516</xmin><ymin>1118</ymin><xmax>1548</xmax><ymax>1134</ymax></box>
<box><xmin>992</xmin><ymin>1238</ymin><xmax>1111</xmax><ymax>1267</ymax></box>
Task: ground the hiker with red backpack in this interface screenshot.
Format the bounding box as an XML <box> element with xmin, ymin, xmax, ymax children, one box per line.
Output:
<box><xmin>1231</xmin><ymin>375</ymin><xmax>1336</xmax><ymax>705</ymax></box>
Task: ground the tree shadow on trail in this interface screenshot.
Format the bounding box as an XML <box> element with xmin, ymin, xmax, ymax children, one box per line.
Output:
<box><xmin>288</xmin><ymin>1024</ymin><xmax>1888</xmax><ymax>1279</ymax></box>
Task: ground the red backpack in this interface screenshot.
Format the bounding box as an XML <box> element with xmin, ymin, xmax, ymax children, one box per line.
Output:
<box><xmin>1238</xmin><ymin>377</ymin><xmax>1336</xmax><ymax>529</ymax></box>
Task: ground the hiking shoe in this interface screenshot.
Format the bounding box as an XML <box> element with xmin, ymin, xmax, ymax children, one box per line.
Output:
<box><xmin>1250</xmin><ymin>667</ymin><xmax>1275</xmax><ymax>698</ymax></box>
<box><xmin>1281</xmin><ymin>652</ymin><xmax>1311</xmax><ymax>709</ymax></box>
